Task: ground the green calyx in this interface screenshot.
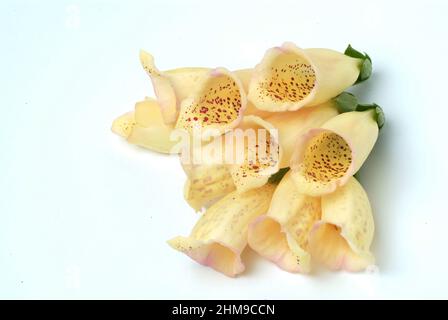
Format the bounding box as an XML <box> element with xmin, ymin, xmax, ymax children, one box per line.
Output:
<box><xmin>344</xmin><ymin>44</ymin><xmax>372</xmax><ymax>84</ymax></box>
<box><xmin>334</xmin><ymin>92</ymin><xmax>385</xmax><ymax>129</ymax></box>
<box><xmin>268</xmin><ymin>167</ymin><xmax>290</xmax><ymax>184</ymax></box>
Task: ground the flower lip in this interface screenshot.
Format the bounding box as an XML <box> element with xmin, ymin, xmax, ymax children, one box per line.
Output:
<box><xmin>290</xmin><ymin>128</ymin><xmax>357</xmax><ymax>195</ymax></box>
<box><xmin>139</xmin><ymin>50</ymin><xmax>178</xmax><ymax>124</ymax></box>
<box><xmin>198</xmin><ymin>240</ymin><xmax>245</xmax><ymax>277</ymax></box>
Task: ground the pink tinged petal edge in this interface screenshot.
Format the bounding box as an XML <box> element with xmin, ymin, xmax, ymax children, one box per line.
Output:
<box><xmin>183</xmin><ymin>240</ymin><xmax>245</xmax><ymax>278</ymax></box>
<box><xmin>308</xmin><ymin>222</ymin><xmax>371</xmax><ymax>272</ymax></box>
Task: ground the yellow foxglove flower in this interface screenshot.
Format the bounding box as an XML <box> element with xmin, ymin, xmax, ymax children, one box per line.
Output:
<box><xmin>290</xmin><ymin>110</ymin><xmax>378</xmax><ymax>196</ymax></box>
<box><xmin>248</xmin><ymin>171</ymin><xmax>320</xmax><ymax>273</ymax></box>
<box><xmin>182</xmin><ymin>164</ymin><xmax>236</xmax><ymax>212</ymax></box>
<box><xmin>141</xmin><ymin>51</ymin><xmax>265</xmax><ymax>126</ymax></box>
<box><xmin>308</xmin><ymin>177</ymin><xmax>375</xmax><ymax>271</ymax></box>
<box><xmin>168</xmin><ymin>183</ymin><xmax>275</xmax><ymax>277</ymax></box>
<box><xmin>265</xmin><ymin>101</ymin><xmax>338</xmax><ymax>168</ymax></box>
<box><xmin>248</xmin><ymin>42</ymin><xmax>367</xmax><ymax>112</ymax></box>
<box><xmin>186</xmin><ymin>115</ymin><xmax>281</xmax><ymax>193</ymax></box>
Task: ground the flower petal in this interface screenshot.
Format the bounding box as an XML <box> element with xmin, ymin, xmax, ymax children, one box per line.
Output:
<box><xmin>229</xmin><ymin>116</ymin><xmax>281</xmax><ymax>193</ymax></box>
<box><xmin>182</xmin><ymin>164</ymin><xmax>236</xmax><ymax>211</ymax></box>
<box><xmin>175</xmin><ymin>68</ymin><xmax>247</xmax><ymax>138</ymax></box>
<box><xmin>308</xmin><ymin>177</ymin><xmax>375</xmax><ymax>271</ymax></box>
<box><xmin>248</xmin><ymin>42</ymin><xmax>362</xmax><ymax>111</ymax></box>
<box><xmin>140</xmin><ymin>50</ymin><xmax>209</xmax><ymax>124</ymax></box>
<box><xmin>168</xmin><ymin>183</ymin><xmax>276</xmax><ymax>277</ymax></box>
<box><xmin>291</xmin><ymin>110</ymin><xmax>378</xmax><ymax>196</ymax></box>
<box><xmin>127</xmin><ymin>99</ymin><xmax>179</xmax><ymax>154</ymax></box>
<box><xmin>266</xmin><ymin>101</ymin><xmax>338</xmax><ymax>168</ymax></box>
<box><xmin>111</xmin><ymin>111</ymin><xmax>136</xmax><ymax>138</ymax></box>
<box><xmin>248</xmin><ymin>171</ymin><xmax>320</xmax><ymax>273</ymax></box>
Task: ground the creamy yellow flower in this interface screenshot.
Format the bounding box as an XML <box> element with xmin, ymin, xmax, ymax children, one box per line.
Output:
<box><xmin>168</xmin><ymin>184</ymin><xmax>275</xmax><ymax>277</ymax></box>
<box><xmin>248</xmin><ymin>42</ymin><xmax>365</xmax><ymax>112</ymax></box>
<box><xmin>290</xmin><ymin>110</ymin><xmax>378</xmax><ymax>196</ymax></box>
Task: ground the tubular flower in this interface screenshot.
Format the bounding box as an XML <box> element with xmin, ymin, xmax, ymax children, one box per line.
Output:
<box><xmin>265</xmin><ymin>101</ymin><xmax>338</xmax><ymax>168</ymax></box>
<box><xmin>308</xmin><ymin>177</ymin><xmax>375</xmax><ymax>271</ymax></box>
<box><xmin>111</xmin><ymin>98</ymin><xmax>179</xmax><ymax>154</ymax></box>
<box><xmin>168</xmin><ymin>183</ymin><xmax>275</xmax><ymax>277</ymax></box>
<box><xmin>290</xmin><ymin>110</ymin><xmax>378</xmax><ymax>196</ymax></box>
<box><xmin>182</xmin><ymin>164</ymin><xmax>236</xmax><ymax>212</ymax></box>
<box><xmin>248</xmin><ymin>171</ymin><xmax>320</xmax><ymax>273</ymax></box>
<box><xmin>187</xmin><ymin>115</ymin><xmax>281</xmax><ymax>193</ymax></box>
<box><xmin>141</xmin><ymin>51</ymin><xmax>264</xmax><ymax>127</ymax></box>
<box><xmin>175</xmin><ymin>68</ymin><xmax>248</xmax><ymax>139</ymax></box>
<box><xmin>248</xmin><ymin>42</ymin><xmax>366</xmax><ymax>112</ymax></box>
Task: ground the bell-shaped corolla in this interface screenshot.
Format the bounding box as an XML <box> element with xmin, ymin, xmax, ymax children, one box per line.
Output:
<box><xmin>111</xmin><ymin>98</ymin><xmax>179</xmax><ymax>154</ymax></box>
<box><xmin>308</xmin><ymin>177</ymin><xmax>375</xmax><ymax>271</ymax></box>
<box><xmin>248</xmin><ymin>171</ymin><xmax>320</xmax><ymax>273</ymax></box>
<box><xmin>265</xmin><ymin>101</ymin><xmax>338</xmax><ymax>168</ymax></box>
<box><xmin>185</xmin><ymin>115</ymin><xmax>281</xmax><ymax>193</ymax></box>
<box><xmin>248</xmin><ymin>42</ymin><xmax>368</xmax><ymax>112</ymax></box>
<box><xmin>175</xmin><ymin>68</ymin><xmax>248</xmax><ymax>139</ymax></box>
<box><xmin>290</xmin><ymin>110</ymin><xmax>378</xmax><ymax>196</ymax></box>
<box><xmin>168</xmin><ymin>183</ymin><xmax>275</xmax><ymax>277</ymax></box>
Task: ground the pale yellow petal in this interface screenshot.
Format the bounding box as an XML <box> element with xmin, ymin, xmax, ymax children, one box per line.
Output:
<box><xmin>126</xmin><ymin>99</ymin><xmax>179</xmax><ymax>154</ymax></box>
<box><xmin>308</xmin><ymin>177</ymin><xmax>375</xmax><ymax>271</ymax></box>
<box><xmin>183</xmin><ymin>164</ymin><xmax>235</xmax><ymax>211</ymax></box>
<box><xmin>111</xmin><ymin>111</ymin><xmax>136</xmax><ymax>138</ymax></box>
<box><xmin>266</xmin><ymin>101</ymin><xmax>338</xmax><ymax>168</ymax></box>
<box><xmin>248</xmin><ymin>171</ymin><xmax>320</xmax><ymax>273</ymax></box>
<box><xmin>229</xmin><ymin>116</ymin><xmax>281</xmax><ymax>193</ymax></box>
<box><xmin>175</xmin><ymin>68</ymin><xmax>247</xmax><ymax>138</ymax></box>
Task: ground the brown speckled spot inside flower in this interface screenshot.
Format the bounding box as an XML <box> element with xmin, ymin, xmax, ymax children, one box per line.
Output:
<box><xmin>302</xmin><ymin>132</ymin><xmax>351</xmax><ymax>184</ymax></box>
<box><xmin>232</xmin><ymin>134</ymin><xmax>279</xmax><ymax>187</ymax></box>
<box><xmin>178</xmin><ymin>73</ymin><xmax>242</xmax><ymax>131</ymax></box>
<box><xmin>257</xmin><ymin>53</ymin><xmax>316</xmax><ymax>103</ymax></box>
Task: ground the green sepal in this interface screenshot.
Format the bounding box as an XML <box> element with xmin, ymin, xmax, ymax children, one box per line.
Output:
<box><xmin>268</xmin><ymin>167</ymin><xmax>290</xmax><ymax>184</ymax></box>
<box><xmin>334</xmin><ymin>92</ymin><xmax>358</xmax><ymax>113</ymax></box>
<box><xmin>344</xmin><ymin>44</ymin><xmax>372</xmax><ymax>84</ymax></box>
<box><xmin>334</xmin><ymin>92</ymin><xmax>385</xmax><ymax>129</ymax></box>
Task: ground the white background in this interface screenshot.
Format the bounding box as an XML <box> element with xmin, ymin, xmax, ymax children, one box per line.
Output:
<box><xmin>0</xmin><ymin>0</ymin><xmax>447</xmax><ymax>299</ymax></box>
